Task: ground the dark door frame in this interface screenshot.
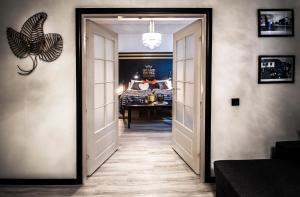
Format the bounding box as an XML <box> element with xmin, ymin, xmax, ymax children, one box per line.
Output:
<box><xmin>0</xmin><ymin>8</ymin><xmax>213</xmax><ymax>185</ymax></box>
<box><xmin>76</xmin><ymin>8</ymin><xmax>214</xmax><ymax>183</ymax></box>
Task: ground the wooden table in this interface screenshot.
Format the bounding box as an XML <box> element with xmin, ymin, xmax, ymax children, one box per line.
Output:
<box><xmin>127</xmin><ymin>102</ymin><xmax>172</xmax><ymax>128</ymax></box>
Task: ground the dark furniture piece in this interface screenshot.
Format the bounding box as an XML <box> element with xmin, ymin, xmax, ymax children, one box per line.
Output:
<box><xmin>214</xmin><ymin>140</ymin><xmax>300</xmax><ymax>197</ymax></box>
<box><xmin>119</xmin><ymin>88</ymin><xmax>173</xmax><ymax>119</ymax></box>
<box><xmin>127</xmin><ymin>102</ymin><xmax>172</xmax><ymax>128</ymax></box>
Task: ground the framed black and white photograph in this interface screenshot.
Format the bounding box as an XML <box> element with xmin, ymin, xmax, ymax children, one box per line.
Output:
<box><xmin>258</xmin><ymin>9</ymin><xmax>294</xmax><ymax>37</ymax></box>
<box><xmin>258</xmin><ymin>55</ymin><xmax>295</xmax><ymax>83</ymax></box>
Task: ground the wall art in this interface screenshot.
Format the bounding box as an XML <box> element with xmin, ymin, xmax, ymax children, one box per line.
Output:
<box><xmin>142</xmin><ymin>65</ymin><xmax>156</xmax><ymax>79</ymax></box>
<box><xmin>258</xmin><ymin>55</ymin><xmax>295</xmax><ymax>83</ymax></box>
<box><xmin>6</xmin><ymin>12</ymin><xmax>63</xmax><ymax>75</ymax></box>
<box><xmin>258</xmin><ymin>9</ymin><xmax>294</xmax><ymax>37</ymax></box>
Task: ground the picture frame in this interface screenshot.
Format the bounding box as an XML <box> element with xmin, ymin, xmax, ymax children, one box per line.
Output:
<box><xmin>258</xmin><ymin>9</ymin><xmax>294</xmax><ymax>37</ymax></box>
<box><xmin>258</xmin><ymin>55</ymin><xmax>295</xmax><ymax>84</ymax></box>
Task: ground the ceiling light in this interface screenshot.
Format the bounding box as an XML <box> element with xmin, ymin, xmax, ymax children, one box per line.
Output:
<box><xmin>142</xmin><ymin>20</ymin><xmax>162</xmax><ymax>50</ymax></box>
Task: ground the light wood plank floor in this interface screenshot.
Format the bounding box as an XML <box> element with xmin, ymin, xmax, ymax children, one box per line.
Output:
<box><xmin>0</xmin><ymin>120</ymin><xmax>215</xmax><ymax>197</ymax></box>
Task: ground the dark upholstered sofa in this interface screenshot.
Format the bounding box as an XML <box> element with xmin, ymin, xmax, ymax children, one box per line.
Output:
<box><xmin>214</xmin><ymin>141</ymin><xmax>300</xmax><ymax>197</ymax></box>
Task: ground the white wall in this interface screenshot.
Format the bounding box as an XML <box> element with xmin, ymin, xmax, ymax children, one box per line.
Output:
<box><xmin>119</xmin><ymin>34</ymin><xmax>173</xmax><ymax>52</ymax></box>
<box><xmin>211</xmin><ymin>0</ymin><xmax>300</xmax><ymax>171</ymax></box>
<box><xmin>0</xmin><ymin>0</ymin><xmax>299</xmax><ymax>179</ymax></box>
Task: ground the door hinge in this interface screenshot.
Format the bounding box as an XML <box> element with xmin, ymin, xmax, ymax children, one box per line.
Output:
<box><xmin>86</xmin><ymin>154</ymin><xmax>90</xmax><ymax>160</ymax></box>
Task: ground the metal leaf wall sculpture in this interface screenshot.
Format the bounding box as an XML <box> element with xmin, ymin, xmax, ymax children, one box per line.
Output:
<box><xmin>6</xmin><ymin>12</ymin><xmax>63</xmax><ymax>75</ymax></box>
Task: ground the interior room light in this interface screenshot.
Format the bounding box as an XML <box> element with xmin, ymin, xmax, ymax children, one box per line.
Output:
<box><xmin>116</xmin><ymin>85</ymin><xmax>124</xmax><ymax>95</ymax></box>
<box><xmin>133</xmin><ymin>72</ymin><xmax>139</xmax><ymax>79</ymax></box>
<box><xmin>142</xmin><ymin>20</ymin><xmax>162</xmax><ymax>50</ymax></box>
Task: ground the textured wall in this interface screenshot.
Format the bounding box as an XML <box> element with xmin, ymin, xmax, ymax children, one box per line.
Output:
<box><xmin>210</xmin><ymin>0</ymin><xmax>300</xmax><ymax>171</ymax></box>
<box><xmin>0</xmin><ymin>0</ymin><xmax>299</xmax><ymax>179</ymax></box>
<box><xmin>0</xmin><ymin>1</ymin><xmax>77</xmax><ymax>178</ymax></box>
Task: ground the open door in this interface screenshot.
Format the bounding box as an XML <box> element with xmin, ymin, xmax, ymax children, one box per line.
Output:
<box><xmin>172</xmin><ymin>20</ymin><xmax>203</xmax><ymax>174</ymax></box>
<box><xmin>86</xmin><ymin>20</ymin><xmax>119</xmax><ymax>176</ymax></box>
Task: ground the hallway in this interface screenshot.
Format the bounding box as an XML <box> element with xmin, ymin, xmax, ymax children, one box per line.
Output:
<box><xmin>84</xmin><ymin>120</ymin><xmax>215</xmax><ymax>196</ymax></box>
<box><xmin>0</xmin><ymin>121</ymin><xmax>215</xmax><ymax>197</ymax></box>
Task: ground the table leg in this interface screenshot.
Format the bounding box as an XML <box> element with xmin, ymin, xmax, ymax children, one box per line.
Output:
<box><xmin>147</xmin><ymin>109</ymin><xmax>151</xmax><ymax>119</ymax></box>
<box><xmin>128</xmin><ymin>107</ymin><xmax>131</xmax><ymax>129</ymax></box>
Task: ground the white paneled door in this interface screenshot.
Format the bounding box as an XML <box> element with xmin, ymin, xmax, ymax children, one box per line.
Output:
<box><xmin>172</xmin><ymin>20</ymin><xmax>203</xmax><ymax>174</ymax></box>
<box><xmin>86</xmin><ymin>20</ymin><xmax>119</xmax><ymax>176</ymax></box>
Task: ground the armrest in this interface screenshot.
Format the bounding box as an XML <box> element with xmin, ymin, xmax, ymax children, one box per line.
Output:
<box><xmin>273</xmin><ymin>141</ymin><xmax>300</xmax><ymax>162</ymax></box>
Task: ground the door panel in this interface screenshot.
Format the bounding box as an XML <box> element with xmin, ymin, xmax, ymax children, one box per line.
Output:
<box><xmin>86</xmin><ymin>20</ymin><xmax>119</xmax><ymax>176</ymax></box>
<box><xmin>176</xmin><ymin>61</ymin><xmax>184</xmax><ymax>81</ymax></box>
<box><xmin>172</xmin><ymin>20</ymin><xmax>202</xmax><ymax>174</ymax></box>
<box><xmin>94</xmin><ymin>35</ymin><xmax>105</xmax><ymax>58</ymax></box>
<box><xmin>94</xmin><ymin>60</ymin><xmax>105</xmax><ymax>83</ymax></box>
<box><xmin>94</xmin><ymin>84</ymin><xmax>105</xmax><ymax>108</ymax></box>
<box><xmin>185</xmin><ymin>60</ymin><xmax>194</xmax><ymax>81</ymax></box>
<box><xmin>176</xmin><ymin>82</ymin><xmax>184</xmax><ymax>103</ymax></box>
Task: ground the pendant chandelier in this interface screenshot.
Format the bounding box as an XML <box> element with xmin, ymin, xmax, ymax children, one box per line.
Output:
<box><xmin>142</xmin><ymin>20</ymin><xmax>162</xmax><ymax>50</ymax></box>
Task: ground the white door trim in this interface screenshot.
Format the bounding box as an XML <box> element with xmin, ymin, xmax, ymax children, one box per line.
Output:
<box><xmin>81</xmin><ymin>12</ymin><xmax>208</xmax><ymax>184</ymax></box>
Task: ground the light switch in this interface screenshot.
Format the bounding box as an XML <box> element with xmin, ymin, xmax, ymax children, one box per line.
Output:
<box><xmin>231</xmin><ymin>98</ymin><xmax>240</xmax><ymax>106</ymax></box>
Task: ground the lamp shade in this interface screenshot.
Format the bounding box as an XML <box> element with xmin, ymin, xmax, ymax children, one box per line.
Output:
<box><xmin>142</xmin><ymin>20</ymin><xmax>162</xmax><ymax>50</ymax></box>
<box><xmin>142</xmin><ymin>33</ymin><xmax>162</xmax><ymax>50</ymax></box>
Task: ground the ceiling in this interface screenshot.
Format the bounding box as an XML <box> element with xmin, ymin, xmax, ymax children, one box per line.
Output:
<box><xmin>90</xmin><ymin>18</ymin><xmax>198</xmax><ymax>34</ymax></box>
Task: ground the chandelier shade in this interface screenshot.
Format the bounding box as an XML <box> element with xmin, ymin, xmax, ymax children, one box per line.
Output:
<box><xmin>142</xmin><ymin>32</ymin><xmax>162</xmax><ymax>50</ymax></box>
<box><xmin>142</xmin><ymin>20</ymin><xmax>162</xmax><ymax>50</ymax></box>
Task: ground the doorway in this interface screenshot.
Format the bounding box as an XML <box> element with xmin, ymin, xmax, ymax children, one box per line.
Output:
<box><xmin>76</xmin><ymin>8</ymin><xmax>213</xmax><ymax>184</ymax></box>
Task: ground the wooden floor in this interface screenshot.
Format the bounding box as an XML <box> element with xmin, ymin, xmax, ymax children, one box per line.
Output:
<box><xmin>0</xmin><ymin>120</ymin><xmax>215</xmax><ymax>197</ymax></box>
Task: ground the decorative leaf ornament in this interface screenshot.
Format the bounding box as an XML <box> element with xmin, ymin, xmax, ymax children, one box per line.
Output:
<box><xmin>6</xmin><ymin>12</ymin><xmax>63</xmax><ymax>75</ymax></box>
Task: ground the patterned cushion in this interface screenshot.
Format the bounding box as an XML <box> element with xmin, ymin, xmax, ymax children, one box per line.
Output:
<box><xmin>158</xmin><ymin>81</ymin><xmax>169</xmax><ymax>90</ymax></box>
<box><xmin>138</xmin><ymin>83</ymin><xmax>149</xmax><ymax>90</ymax></box>
<box><xmin>131</xmin><ymin>82</ymin><xmax>141</xmax><ymax>90</ymax></box>
<box><xmin>148</xmin><ymin>83</ymin><xmax>160</xmax><ymax>90</ymax></box>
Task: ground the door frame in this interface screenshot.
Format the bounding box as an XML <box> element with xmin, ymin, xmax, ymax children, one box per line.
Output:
<box><xmin>76</xmin><ymin>8</ymin><xmax>213</xmax><ymax>184</ymax></box>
